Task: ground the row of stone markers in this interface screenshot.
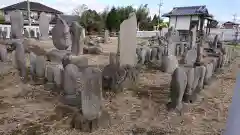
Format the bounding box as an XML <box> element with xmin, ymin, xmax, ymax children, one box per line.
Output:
<box><xmin>167</xmin><ymin>29</ymin><xmax>240</xmax><ymax>112</ymax></box>
<box><xmin>3</xmin><ymin>10</ymin><xmax>111</xmax><ymax>132</ymax></box>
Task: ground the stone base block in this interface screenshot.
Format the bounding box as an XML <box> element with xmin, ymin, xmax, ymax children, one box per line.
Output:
<box><xmin>44</xmin><ymin>82</ymin><xmax>55</xmax><ymax>91</ymax></box>
<box><xmin>60</xmin><ymin>94</ymin><xmax>82</xmax><ymax>108</ymax></box>
<box><xmin>71</xmin><ymin>110</ymin><xmax>111</xmax><ymax>132</ymax></box>
<box><xmin>33</xmin><ymin>76</ymin><xmax>45</xmax><ymax>85</ymax></box>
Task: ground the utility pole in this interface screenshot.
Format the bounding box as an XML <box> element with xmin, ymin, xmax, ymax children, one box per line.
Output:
<box><xmin>27</xmin><ymin>0</ymin><xmax>31</xmax><ymax>26</ymax></box>
<box><xmin>158</xmin><ymin>0</ymin><xmax>163</xmax><ymax>28</ymax></box>
<box><xmin>233</xmin><ymin>13</ymin><xmax>238</xmax><ymax>45</ymax></box>
<box><xmin>233</xmin><ymin>13</ymin><xmax>237</xmax><ymax>23</ymax></box>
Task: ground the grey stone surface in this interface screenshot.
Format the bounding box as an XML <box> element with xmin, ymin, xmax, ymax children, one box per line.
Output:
<box><xmin>47</xmin><ymin>49</ymin><xmax>71</xmax><ymax>63</ymax></box>
<box><xmin>52</xmin><ymin>15</ymin><xmax>72</xmax><ymax>50</ymax></box>
<box><xmin>212</xmin><ymin>58</ymin><xmax>218</xmax><ymax>72</ymax></box>
<box><xmin>45</xmin><ymin>63</ymin><xmax>55</xmax><ymax>82</ymax></box>
<box><xmin>161</xmin><ymin>55</ymin><xmax>178</xmax><ymax>73</ymax></box>
<box><xmin>83</xmin><ymin>46</ymin><xmax>103</xmax><ymax>54</ymax></box>
<box><xmin>168</xmin><ymin>67</ymin><xmax>187</xmax><ymax>111</ymax></box>
<box><xmin>0</xmin><ymin>45</ymin><xmax>8</xmax><ymax>62</ymax></box>
<box><xmin>13</xmin><ymin>42</ymin><xmax>27</xmax><ymax>78</ymax></box>
<box><xmin>78</xmin><ymin>67</ymin><xmax>102</xmax><ymax>120</ymax></box>
<box><xmin>204</xmin><ymin>63</ymin><xmax>214</xmax><ymax>85</ymax></box>
<box><xmin>68</xmin><ymin>55</ymin><xmax>88</xmax><ymax>69</ymax></box>
<box><xmin>70</xmin><ymin>21</ymin><xmax>84</xmax><ymax>55</ymax></box>
<box><xmin>119</xmin><ymin>13</ymin><xmax>137</xmax><ymax>66</ymax></box>
<box><xmin>29</xmin><ymin>52</ymin><xmax>37</xmax><ymax>76</ymax></box>
<box><xmin>102</xmin><ymin>64</ymin><xmax>119</xmax><ymax>91</ymax></box>
<box><xmin>53</xmin><ymin>64</ymin><xmax>64</xmax><ymax>89</ymax></box>
<box><xmin>11</xmin><ymin>51</ymin><xmax>17</xmax><ymax>68</ymax></box>
<box><xmin>63</xmin><ymin>64</ymin><xmax>79</xmax><ymax>95</ymax></box>
<box><xmin>183</xmin><ymin>67</ymin><xmax>195</xmax><ymax>101</ymax></box>
<box><xmin>35</xmin><ymin>55</ymin><xmax>46</xmax><ymax>78</ymax></box>
<box><xmin>192</xmin><ymin>65</ymin><xmax>206</xmax><ymax>93</ymax></box>
<box><xmin>191</xmin><ymin>25</ymin><xmax>197</xmax><ymax>49</ymax></box>
<box><xmin>150</xmin><ymin>47</ymin><xmax>158</xmax><ymax>61</ymax></box>
<box><xmin>212</xmin><ymin>35</ymin><xmax>218</xmax><ymax>49</ymax></box>
<box><xmin>104</xmin><ymin>30</ymin><xmax>109</xmax><ymax>43</ymax></box>
<box><xmin>39</xmin><ymin>12</ymin><xmax>51</xmax><ymax>40</ymax></box>
<box><xmin>62</xmin><ymin>54</ymin><xmax>88</xmax><ymax>69</ymax></box>
<box><xmin>10</xmin><ymin>10</ymin><xmax>24</xmax><ymax>39</ymax></box>
<box><xmin>183</xmin><ymin>49</ymin><xmax>197</xmax><ymax>66</ymax></box>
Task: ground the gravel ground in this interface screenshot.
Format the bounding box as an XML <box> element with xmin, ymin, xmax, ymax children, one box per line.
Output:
<box><xmin>0</xmin><ymin>38</ymin><xmax>237</xmax><ymax>135</ymax></box>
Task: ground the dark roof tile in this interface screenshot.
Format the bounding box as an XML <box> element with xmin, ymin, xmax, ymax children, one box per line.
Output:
<box><xmin>0</xmin><ymin>1</ymin><xmax>63</xmax><ymax>14</ymax></box>
<box><xmin>162</xmin><ymin>5</ymin><xmax>210</xmax><ymax>17</ymax></box>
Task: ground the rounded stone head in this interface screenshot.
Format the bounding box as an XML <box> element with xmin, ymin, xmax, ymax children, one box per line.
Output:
<box><xmin>52</xmin><ymin>15</ymin><xmax>72</xmax><ymax>50</ymax></box>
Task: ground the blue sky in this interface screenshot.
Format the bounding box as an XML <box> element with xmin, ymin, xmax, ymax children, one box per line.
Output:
<box><xmin>1</xmin><ymin>0</ymin><xmax>239</xmax><ymax>22</ymax></box>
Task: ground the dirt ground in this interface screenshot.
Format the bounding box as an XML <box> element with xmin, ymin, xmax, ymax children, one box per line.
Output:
<box><xmin>0</xmin><ymin>37</ymin><xmax>237</xmax><ymax>135</ymax></box>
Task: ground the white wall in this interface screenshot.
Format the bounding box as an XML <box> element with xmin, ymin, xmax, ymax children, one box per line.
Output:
<box><xmin>169</xmin><ymin>16</ymin><xmax>176</xmax><ymax>28</ymax></box>
<box><xmin>210</xmin><ymin>28</ymin><xmax>236</xmax><ymax>41</ymax></box>
<box><xmin>0</xmin><ymin>24</ymin><xmax>54</xmax><ymax>39</ymax></box>
<box><xmin>169</xmin><ymin>16</ymin><xmax>199</xmax><ymax>30</ymax></box>
<box><xmin>136</xmin><ymin>28</ymin><xmax>236</xmax><ymax>42</ymax></box>
<box><xmin>175</xmin><ymin>16</ymin><xmax>191</xmax><ymax>30</ymax></box>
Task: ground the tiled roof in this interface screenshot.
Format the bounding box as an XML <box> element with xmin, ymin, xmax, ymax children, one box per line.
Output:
<box><xmin>162</xmin><ymin>5</ymin><xmax>210</xmax><ymax>17</ymax></box>
<box><xmin>223</xmin><ymin>21</ymin><xmax>239</xmax><ymax>25</ymax></box>
<box><xmin>50</xmin><ymin>15</ymin><xmax>80</xmax><ymax>25</ymax></box>
<box><xmin>0</xmin><ymin>1</ymin><xmax>63</xmax><ymax>14</ymax></box>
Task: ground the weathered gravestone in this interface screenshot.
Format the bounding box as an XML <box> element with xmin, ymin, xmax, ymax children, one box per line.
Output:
<box><xmin>29</xmin><ymin>52</ymin><xmax>37</xmax><ymax>78</ymax></box>
<box><xmin>10</xmin><ymin>10</ymin><xmax>24</xmax><ymax>39</ymax></box>
<box><xmin>189</xmin><ymin>65</ymin><xmax>206</xmax><ymax>103</ymax></box>
<box><xmin>45</xmin><ymin>63</ymin><xmax>57</xmax><ymax>90</ymax></box>
<box><xmin>119</xmin><ymin>12</ymin><xmax>137</xmax><ymax>66</ymax></box>
<box><xmin>204</xmin><ymin>63</ymin><xmax>214</xmax><ymax>85</ymax></box>
<box><xmin>0</xmin><ymin>45</ymin><xmax>7</xmax><ymax>62</ymax></box>
<box><xmin>191</xmin><ymin>25</ymin><xmax>197</xmax><ymax>49</ymax></box>
<box><xmin>183</xmin><ymin>49</ymin><xmax>197</xmax><ymax>66</ymax></box>
<box><xmin>168</xmin><ymin>67</ymin><xmax>187</xmax><ymax>111</ymax></box>
<box><xmin>52</xmin><ymin>15</ymin><xmax>72</xmax><ymax>50</ymax></box>
<box><xmin>70</xmin><ymin>21</ymin><xmax>84</xmax><ymax>55</ymax></box>
<box><xmin>39</xmin><ymin>12</ymin><xmax>51</xmax><ymax>40</ymax></box>
<box><xmin>161</xmin><ymin>27</ymin><xmax>179</xmax><ymax>73</ymax></box>
<box><xmin>104</xmin><ymin>30</ymin><xmax>109</xmax><ymax>43</ymax></box>
<box><xmin>35</xmin><ymin>55</ymin><xmax>46</xmax><ymax>84</ymax></box>
<box><xmin>79</xmin><ymin>67</ymin><xmax>102</xmax><ymax>120</ymax></box>
<box><xmin>12</xmin><ymin>42</ymin><xmax>27</xmax><ymax>80</ymax></box>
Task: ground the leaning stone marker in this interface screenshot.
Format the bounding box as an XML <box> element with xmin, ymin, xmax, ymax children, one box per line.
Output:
<box><xmin>70</xmin><ymin>21</ymin><xmax>83</xmax><ymax>55</ymax></box>
<box><xmin>168</xmin><ymin>67</ymin><xmax>187</xmax><ymax>111</ymax></box>
<box><xmin>119</xmin><ymin>13</ymin><xmax>137</xmax><ymax>66</ymax></box>
<box><xmin>39</xmin><ymin>12</ymin><xmax>51</xmax><ymax>40</ymax></box>
<box><xmin>183</xmin><ymin>49</ymin><xmax>197</xmax><ymax>66</ymax></box>
<box><xmin>79</xmin><ymin>67</ymin><xmax>102</xmax><ymax>120</ymax></box>
<box><xmin>104</xmin><ymin>30</ymin><xmax>109</xmax><ymax>43</ymax></box>
<box><xmin>52</xmin><ymin>15</ymin><xmax>72</xmax><ymax>50</ymax></box>
<box><xmin>10</xmin><ymin>10</ymin><xmax>24</xmax><ymax>39</ymax></box>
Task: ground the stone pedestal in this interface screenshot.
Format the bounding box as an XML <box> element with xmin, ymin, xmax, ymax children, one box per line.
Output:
<box><xmin>161</xmin><ymin>55</ymin><xmax>178</xmax><ymax>73</ymax></box>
